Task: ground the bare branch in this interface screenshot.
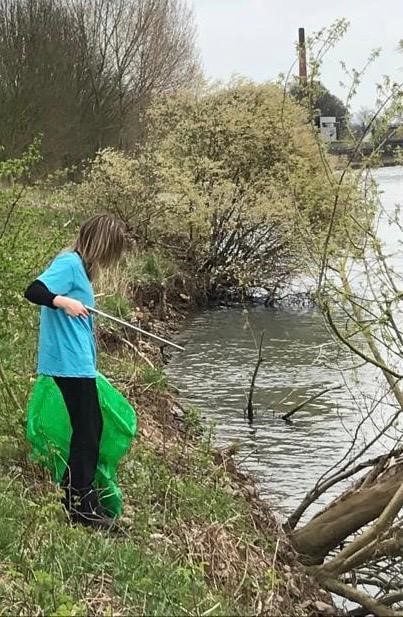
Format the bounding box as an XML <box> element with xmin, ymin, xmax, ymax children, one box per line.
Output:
<box><xmin>244</xmin><ymin>331</ymin><xmax>265</xmax><ymax>425</ymax></box>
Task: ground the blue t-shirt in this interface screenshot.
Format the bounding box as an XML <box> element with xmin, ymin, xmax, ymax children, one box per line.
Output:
<box><xmin>37</xmin><ymin>251</ymin><xmax>96</xmax><ymax>378</ymax></box>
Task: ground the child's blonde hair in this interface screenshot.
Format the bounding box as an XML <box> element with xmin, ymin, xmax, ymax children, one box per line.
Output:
<box><xmin>75</xmin><ymin>214</ymin><xmax>126</xmax><ymax>278</ymax></box>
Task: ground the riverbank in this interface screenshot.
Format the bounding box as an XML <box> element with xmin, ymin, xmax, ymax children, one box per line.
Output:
<box><xmin>0</xmin><ymin>266</ymin><xmax>334</xmax><ymax>615</ymax></box>
<box><xmin>97</xmin><ymin>277</ymin><xmax>337</xmax><ymax>614</ymax></box>
<box><xmin>0</xmin><ymin>113</ymin><xmax>357</xmax><ymax>613</ymax></box>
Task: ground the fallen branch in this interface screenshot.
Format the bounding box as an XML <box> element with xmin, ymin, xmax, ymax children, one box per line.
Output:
<box><xmin>322</xmin><ymin>480</ymin><xmax>403</xmax><ymax>576</ymax></box>
<box><xmin>285</xmin><ymin>438</ymin><xmax>403</xmax><ymax>531</ymax></box>
<box><xmin>290</xmin><ymin>463</ymin><xmax>403</xmax><ymax>564</ymax></box>
<box><xmin>281</xmin><ymin>384</ymin><xmax>342</xmax><ymax>422</ymax></box>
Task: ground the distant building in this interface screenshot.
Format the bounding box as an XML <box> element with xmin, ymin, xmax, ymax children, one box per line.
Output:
<box><xmin>319</xmin><ymin>116</ymin><xmax>337</xmax><ymax>142</ymax></box>
<box><xmin>388</xmin><ymin>115</ymin><xmax>403</xmax><ymax>130</ymax></box>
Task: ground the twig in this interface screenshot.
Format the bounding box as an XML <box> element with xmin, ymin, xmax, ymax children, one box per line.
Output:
<box><xmin>122</xmin><ymin>337</ymin><xmax>155</xmax><ymax>369</ymax></box>
<box><xmin>324</xmin><ymin>305</ymin><xmax>403</xmax><ymax>380</ymax></box>
<box><xmin>0</xmin><ymin>185</ymin><xmax>25</xmax><ymax>241</ymax></box>
<box><xmin>266</xmin><ymin>538</ymin><xmax>280</xmax><ymax>614</ymax></box>
<box><xmin>142</xmin><ymin>377</ymin><xmax>165</xmax><ymax>394</ymax></box>
<box><xmin>348</xmin><ymin>592</ymin><xmax>403</xmax><ymax>616</ymax></box>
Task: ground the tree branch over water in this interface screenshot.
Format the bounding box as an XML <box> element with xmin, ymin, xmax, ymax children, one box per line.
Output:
<box><xmin>280</xmin><ymin>19</ymin><xmax>403</xmax><ymax>615</ymax></box>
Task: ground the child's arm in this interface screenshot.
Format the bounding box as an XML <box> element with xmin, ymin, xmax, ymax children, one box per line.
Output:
<box><xmin>24</xmin><ymin>279</ymin><xmax>89</xmax><ymax>317</ymax></box>
<box><xmin>24</xmin><ymin>279</ymin><xmax>56</xmax><ymax>308</ymax></box>
<box><xmin>24</xmin><ymin>253</ymin><xmax>89</xmax><ymax>318</ymax></box>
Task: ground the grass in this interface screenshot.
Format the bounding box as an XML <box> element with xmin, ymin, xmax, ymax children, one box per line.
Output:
<box><xmin>140</xmin><ymin>365</ymin><xmax>168</xmax><ymax>391</ymax></box>
<box><xmin>0</xmin><ymin>477</ymin><xmax>233</xmax><ymax>616</ymax></box>
<box><xmin>0</xmin><ymin>322</ymin><xmax>319</xmax><ymax>616</ymax></box>
<box><xmin>0</xmin><ymin>431</ymin><xmax>268</xmax><ymax>617</ymax></box>
<box><xmin>126</xmin><ymin>252</ymin><xmax>177</xmax><ymax>285</ymax></box>
<box><xmin>0</xmin><ymin>337</ymin><xmax>288</xmax><ymax>616</ymax></box>
<box><xmin>98</xmin><ymin>292</ymin><xmax>132</xmax><ymax>320</ymax></box>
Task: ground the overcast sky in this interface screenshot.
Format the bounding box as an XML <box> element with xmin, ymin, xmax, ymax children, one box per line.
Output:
<box><xmin>188</xmin><ymin>0</ymin><xmax>403</xmax><ymax>111</ymax></box>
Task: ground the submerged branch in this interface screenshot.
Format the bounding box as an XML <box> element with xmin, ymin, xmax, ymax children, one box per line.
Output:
<box><xmin>244</xmin><ymin>331</ymin><xmax>265</xmax><ymax>425</ymax></box>
<box><xmin>281</xmin><ymin>384</ymin><xmax>342</xmax><ymax>422</ymax></box>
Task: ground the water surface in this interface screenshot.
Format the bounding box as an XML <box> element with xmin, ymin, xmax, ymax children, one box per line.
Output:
<box><xmin>168</xmin><ymin>166</ymin><xmax>403</xmax><ymax>518</ymax></box>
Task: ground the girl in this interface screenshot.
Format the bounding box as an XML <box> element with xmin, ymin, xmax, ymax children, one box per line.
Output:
<box><xmin>24</xmin><ymin>214</ymin><xmax>126</xmax><ymax>528</ymax></box>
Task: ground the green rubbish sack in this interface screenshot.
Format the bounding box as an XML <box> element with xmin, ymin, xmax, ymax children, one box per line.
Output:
<box><xmin>26</xmin><ymin>373</ymin><xmax>137</xmax><ymax>516</ymax></box>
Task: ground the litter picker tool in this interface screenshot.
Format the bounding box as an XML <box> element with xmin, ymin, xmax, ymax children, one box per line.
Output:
<box><xmin>86</xmin><ymin>306</ymin><xmax>185</xmax><ymax>351</ymax></box>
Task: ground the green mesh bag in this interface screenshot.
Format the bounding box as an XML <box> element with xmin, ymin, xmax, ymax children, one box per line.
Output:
<box><xmin>26</xmin><ymin>373</ymin><xmax>137</xmax><ymax>516</ymax></box>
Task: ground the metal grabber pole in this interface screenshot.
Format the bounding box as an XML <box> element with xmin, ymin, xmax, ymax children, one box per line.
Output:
<box><xmin>86</xmin><ymin>306</ymin><xmax>185</xmax><ymax>352</ymax></box>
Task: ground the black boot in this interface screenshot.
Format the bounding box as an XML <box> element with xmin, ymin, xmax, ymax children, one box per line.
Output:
<box><xmin>64</xmin><ymin>486</ymin><xmax>116</xmax><ymax>530</ymax></box>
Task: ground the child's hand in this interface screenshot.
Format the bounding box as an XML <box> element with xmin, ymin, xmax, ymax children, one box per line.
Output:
<box><xmin>53</xmin><ymin>296</ymin><xmax>89</xmax><ymax>317</ymax></box>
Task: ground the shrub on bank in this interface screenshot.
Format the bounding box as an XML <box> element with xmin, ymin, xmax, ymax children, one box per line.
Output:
<box><xmin>75</xmin><ymin>82</ymin><xmax>364</xmax><ymax>299</ymax></box>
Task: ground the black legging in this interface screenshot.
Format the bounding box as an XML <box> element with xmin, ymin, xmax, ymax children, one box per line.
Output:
<box><xmin>54</xmin><ymin>377</ymin><xmax>103</xmax><ymax>511</ymax></box>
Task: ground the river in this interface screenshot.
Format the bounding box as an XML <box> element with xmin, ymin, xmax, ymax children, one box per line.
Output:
<box><xmin>168</xmin><ymin>166</ymin><xmax>403</xmax><ymax>519</ymax></box>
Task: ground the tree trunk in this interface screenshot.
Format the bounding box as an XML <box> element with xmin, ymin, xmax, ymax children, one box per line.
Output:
<box><xmin>290</xmin><ymin>464</ymin><xmax>403</xmax><ymax>565</ymax></box>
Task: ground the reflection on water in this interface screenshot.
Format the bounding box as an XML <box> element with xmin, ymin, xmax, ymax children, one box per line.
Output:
<box><xmin>168</xmin><ymin>167</ymin><xmax>403</xmax><ymax>517</ymax></box>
